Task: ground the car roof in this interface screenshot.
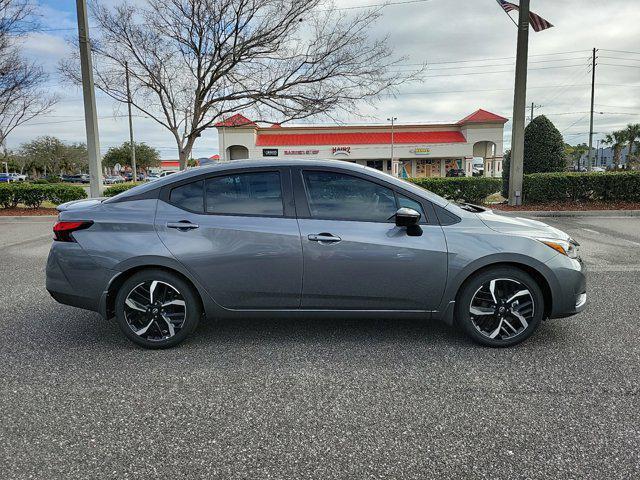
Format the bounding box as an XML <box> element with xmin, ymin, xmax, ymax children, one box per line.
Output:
<box><xmin>107</xmin><ymin>158</ymin><xmax>449</xmax><ymax>207</ymax></box>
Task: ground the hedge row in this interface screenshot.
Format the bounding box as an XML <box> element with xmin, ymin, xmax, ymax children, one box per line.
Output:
<box><xmin>523</xmin><ymin>171</ymin><xmax>640</xmax><ymax>203</ymax></box>
<box><xmin>103</xmin><ymin>182</ymin><xmax>143</xmax><ymax>197</ymax></box>
<box><xmin>0</xmin><ymin>183</ymin><xmax>87</xmax><ymax>209</ymax></box>
<box><xmin>409</xmin><ymin>176</ymin><xmax>502</xmax><ymax>204</ymax></box>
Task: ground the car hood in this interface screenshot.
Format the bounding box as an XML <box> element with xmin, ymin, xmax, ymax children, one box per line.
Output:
<box><xmin>476</xmin><ymin>209</ymin><xmax>570</xmax><ymax>241</ymax></box>
<box><xmin>57</xmin><ymin>197</ymin><xmax>106</xmax><ymax>212</ymax></box>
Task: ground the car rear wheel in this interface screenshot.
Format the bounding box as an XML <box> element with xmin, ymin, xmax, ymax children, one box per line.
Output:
<box><xmin>114</xmin><ymin>270</ymin><xmax>201</xmax><ymax>349</ymax></box>
<box><xmin>456</xmin><ymin>267</ymin><xmax>544</xmax><ymax>347</ymax></box>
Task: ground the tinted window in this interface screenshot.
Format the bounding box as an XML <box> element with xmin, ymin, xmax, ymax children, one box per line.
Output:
<box><xmin>303</xmin><ymin>171</ymin><xmax>396</xmax><ymax>222</ymax></box>
<box><xmin>397</xmin><ymin>194</ymin><xmax>426</xmax><ymax>220</ymax></box>
<box><xmin>206</xmin><ymin>172</ymin><xmax>283</xmax><ymax>216</ymax></box>
<box><xmin>169</xmin><ymin>180</ymin><xmax>204</xmax><ymax>212</ymax></box>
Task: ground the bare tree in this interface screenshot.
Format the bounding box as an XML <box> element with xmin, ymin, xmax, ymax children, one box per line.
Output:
<box><xmin>61</xmin><ymin>0</ymin><xmax>422</xmax><ymax>169</ymax></box>
<box><xmin>0</xmin><ymin>0</ymin><xmax>57</xmax><ymax>156</ymax></box>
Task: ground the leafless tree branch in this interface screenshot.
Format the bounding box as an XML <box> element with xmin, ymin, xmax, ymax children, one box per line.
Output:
<box><xmin>60</xmin><ymin>0</ymin><xmax>424</xmax><ymax>168</ymax></box>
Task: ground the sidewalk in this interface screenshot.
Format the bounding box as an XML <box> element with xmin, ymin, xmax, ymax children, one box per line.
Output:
<box><xmin>494</xmin><ymin>209</ymin><xmax>640</xmax><ymax>217</ymax></box>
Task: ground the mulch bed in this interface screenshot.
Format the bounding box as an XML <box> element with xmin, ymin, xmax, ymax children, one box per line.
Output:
<box><xmin>490</xmin><ymin>201</ymin><xmax>640</xmax><ymax>211</ymax></box>
<box><xmin>0</xmin><ymin>207</ymin><xmax>58</xmax><ymax>216</ymax></box>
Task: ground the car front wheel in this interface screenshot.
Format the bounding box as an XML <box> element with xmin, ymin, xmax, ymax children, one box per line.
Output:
<box><xmin>114</xmin><ymin>269</ymin><xmax>202</xmax><ymax>349</ymax></box>
<box><xmin>456</xmin><ymin>267</ymin><xmax>544</xmax><ymax>347</ymax></box>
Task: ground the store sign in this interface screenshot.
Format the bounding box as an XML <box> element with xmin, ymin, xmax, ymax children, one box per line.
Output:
<box><xmin>412</xmin><ymin>147</ymin><xmax>431</xmax><ymax>156</ymax></box>
<box><xmin>332</xmin><ymin>146</ymin><xmax>351</xmax><ymax>156</ymax></box>
<box><xmin>284</xmin><ymin>149</ymin><xmax>319</xmax><ymax>155</ymax></box>
<box><xmin>262</xmin><ymin>148</ymin><xmax>279</xmax><ymax>157</ymax></box>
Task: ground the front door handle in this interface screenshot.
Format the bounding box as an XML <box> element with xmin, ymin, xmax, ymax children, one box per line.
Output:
<box><xmin>167</xmin><ymin>221</ymin><xmax>199</xmax><ymax>230</ymax></box>
<box><xmin>308</xmin><ymin>233</ymin><xmax>341</xmax><ymax>243</ymax></box>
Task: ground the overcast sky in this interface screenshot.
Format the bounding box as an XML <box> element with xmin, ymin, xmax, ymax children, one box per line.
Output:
<box><xmin>12</xmin><ymin>0</ymin><xmax>640</xmax><ymax>159</ymax></box>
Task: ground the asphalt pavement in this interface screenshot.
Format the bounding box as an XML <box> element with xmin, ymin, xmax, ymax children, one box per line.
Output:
<box><xmin>1</xmin><ymin>213</ymin><xmax>638</xmax><ymax>479</ymax></box>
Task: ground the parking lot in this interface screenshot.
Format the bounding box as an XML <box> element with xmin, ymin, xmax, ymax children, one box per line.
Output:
<box><xmin>1</xmin><ymin>213</ymin><xmax>639</xmax><ymax>479</ymax></box>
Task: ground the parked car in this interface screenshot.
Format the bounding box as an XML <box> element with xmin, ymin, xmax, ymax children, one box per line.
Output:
<box><xmin>0</xmin><ymin>173</ymin><xmax>10</xmax><ymax>183</ymax></box>
<box><xmin>147</xmin><ymin>170</ymin><xmax>176</xmax><ymax>182</ymax></box>
<box><xmin>591</xmin><ymin>166</ymin><xmax>605</xmax><ymax>172</ymax></box>
<box><xmin>8</xmin><ymin>172</ymin><xmax>27</xmax><ymax>181</ymax></box>
<box><xmin>67</xmin><ymin>174</ymin><xmax>90</xmax><ymax>184</ymax></box>
<box><xmin>103</xmin><ymin>175</ymin><xmax>124</xmax><ymax>185</ymax></box>
<box><xmin>123</xmin><ymin>172</ymin><xmax>145</xmax><ymax>182</ymax></box>
<box><xmin>446</xmin><ymin>168</ymin><xmax>466</xmax><ymax>177</ymax></box>
<box><xmin>47</xmin><ymin>160</ymin><xmax>586</xmax><ymax>349</ymax></box>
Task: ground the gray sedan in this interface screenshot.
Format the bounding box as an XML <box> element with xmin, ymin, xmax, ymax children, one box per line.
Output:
<box><xmin>46</xmin><ymin>160</ymin><xmax>586</xmax><ymax>348</ymax></box>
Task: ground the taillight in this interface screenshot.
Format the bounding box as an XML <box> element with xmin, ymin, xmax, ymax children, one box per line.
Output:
<box><xmin>53</xmin><ymin>221</ymin><xmax>93</xmax><ymax>242</ymax></box>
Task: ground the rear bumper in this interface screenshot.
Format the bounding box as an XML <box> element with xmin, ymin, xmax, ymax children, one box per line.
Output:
<box><xmin>46</xmin><ymin>242</ymin><xmax>111</xmax><ymax>313</ymax></box>
<box><xmin>545</xmin><ymin>254</ymin><xmax>587</xmax><ymax>319</ymax></box>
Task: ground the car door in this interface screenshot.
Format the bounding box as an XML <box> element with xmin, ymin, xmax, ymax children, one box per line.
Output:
<box><xmin>293</xmin><ymin>167</ymin><xmax>448</xmax><ymax>311</ymax></box>
<box><xmin>155</xmin><ymin>167</ymin><xmax>303</xmax><ymax>310</ymax></box>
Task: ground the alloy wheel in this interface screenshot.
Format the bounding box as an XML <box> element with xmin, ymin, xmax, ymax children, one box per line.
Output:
<box><xmin>469</xmin><ymin>278</ymin><xmax>535</xmax><ymax>341</ymax></box>
<box><xmin>123</xmin><ymin>280</ymin><xmax>187</xmax><ymax>342</ymax></box>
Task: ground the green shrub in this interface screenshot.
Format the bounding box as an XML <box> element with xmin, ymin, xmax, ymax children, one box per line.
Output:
<box><xmin>103</xmin><ymin>182</ymin><xmax>142</xmax><ymax>197</ymax></box>
<box><xmin>0</xmin><ymin>184</ymin><xmax>17</xmax><ymax>208</ymax></box>
<box><xmin>46</xmin><ymin>184</ymin><xmax>87</xmax><ymax>204</ymax></box>
<box><xmin>32</xmin><ymin>178</ymin><xmax>50</xmax><ymax>184</ymax></box>
<box><xmin>0</xmin><ymin>183</ymin><xmax>86</xmax><ymax>209</ymax></box>
<box><xmin>409</xmin><ymin>176</ymin><xmax>502</xmax><ymax>204</ymax></box>
<box><xmin>16</xmin><ymin>183</ymin><xmax>49</xmax><ymax>208</ymax></box>
<box><xmin>522</xmin><ymin>171</ymin><xmax>640</xmax><ymax>203</ymax></box>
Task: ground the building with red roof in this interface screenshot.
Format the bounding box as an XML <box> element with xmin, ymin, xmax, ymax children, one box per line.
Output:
<box><xmin>214</xmin><ymin>110</ymin><xmax>508</xmax><ymax>178</ymax></box>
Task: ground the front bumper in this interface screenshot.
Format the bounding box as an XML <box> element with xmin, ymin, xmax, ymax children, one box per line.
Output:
<box><xmin>545</xmin><ymin>254</ymin><xmax>587</xmax><ymax>319</ymax></box>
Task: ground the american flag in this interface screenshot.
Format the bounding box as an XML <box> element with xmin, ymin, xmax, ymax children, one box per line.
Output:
<box><xmin>496</xmin><ymin>0</ymin><xmax>554</xmax><ymax>32</ymax></box>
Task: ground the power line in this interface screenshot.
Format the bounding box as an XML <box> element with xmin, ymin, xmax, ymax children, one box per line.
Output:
<box><xmin>409</xmin><ymin>63</ymin><xmax>592</xmax><ymax>78</ymax></box>
<box><xmin>396</xmin><ymin>50</ymin><xmax>591</xmax><ymax>67</ymax></box>
<box><xmin>600</xmin><ymin>49</ymin><xmax>640</xmax><ymax>56</ymax></box>
<box><xmin>599</xmin><ymin>63</ymin><xmax>640</xmax><ymax>69</ymax></box>
<box><xmin>333</xmin><ymin>0</ymin><xmax>434</xmax><ymax>11</ymax></box>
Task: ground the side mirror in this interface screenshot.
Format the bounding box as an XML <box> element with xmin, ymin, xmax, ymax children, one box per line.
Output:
<box><xmin>395</xmin><ymin>207</ymin><xmax>421</xmax><ymax>227</ymax></box>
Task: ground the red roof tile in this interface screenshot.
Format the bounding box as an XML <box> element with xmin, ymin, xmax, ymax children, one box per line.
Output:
<box><xmin>214</xmin><ymin>114</ymin><xmax>257</xmax><ymax>127</ymax></box>
<box><xmin>256</xmin><ymin>131</ymin><xmax>466</xmax><ymax>146</ymax></box>
<box><xmin>458</xmin><ymin>109</ymin><xmax>508</xmax><ymax>124</ymax></box>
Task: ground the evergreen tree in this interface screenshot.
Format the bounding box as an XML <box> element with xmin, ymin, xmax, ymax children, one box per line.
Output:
<box><xmin>502</xmin><ymin>115</ymin><xmax>566</xmax><ymax>197</ymax></box>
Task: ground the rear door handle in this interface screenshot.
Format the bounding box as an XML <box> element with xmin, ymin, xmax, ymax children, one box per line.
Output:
<box><xmin>167</xmin><ymin>221</ymin><xmax>199</xmax><ymax>230</ymax></box>
<box><xmin>308</xmin><ymin>233</ymin><xmax>341</xmax><ymax>243</ymax></box>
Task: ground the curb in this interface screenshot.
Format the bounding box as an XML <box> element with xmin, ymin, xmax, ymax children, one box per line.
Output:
<box><xmin>0</xmin><ymin>215</ymin><xmax>57</xmax><ymax>222</ymax></box>
<box><xmin>495</xmin><ymin>209</ymin><xmax>640</xmax><ymax>218</ymax></box>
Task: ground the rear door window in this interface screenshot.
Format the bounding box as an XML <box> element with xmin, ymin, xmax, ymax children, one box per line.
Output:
<box><xmin>205</xmin><ymin>172</ymin><xmax>284</xmax><ymax>216</ymax></box>
<box><xmin>169</xmin><ymin>180</ymin><xmax>204</xmax><ymax>212</ymax></box>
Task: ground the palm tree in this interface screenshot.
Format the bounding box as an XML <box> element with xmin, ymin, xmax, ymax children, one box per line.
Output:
<box><xmin>603</xmin><ymin>131</ymin><xmax>626</xmax><ymax>169</ymax></box>
<box><xmin>623</xmin><ymin>123</ymin><xmax>640</xmax><ymax>162</ymax></box>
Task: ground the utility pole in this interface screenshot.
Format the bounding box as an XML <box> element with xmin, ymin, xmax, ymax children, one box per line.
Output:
<box><xmin>387</xmin><ymin>116</ymin><xmax>397</xmax><ymax>176</ymax></box>
<box><xmin>76</xmin><ymin>0</ymin><xmax>103</xmax><ymax>197</ymax></box>
<box><xmin>587</xmin><ymin>47</ymin><xmax>597</xmax><ymax>172</ymax></box>
<box><xmin>125</xmin><ymin>62</ymin><xmax>137</xmax><ymax>182</ymax></box>
<box><xmin>508</xmin><ymin>0</ymin><xmax>529</xmax><ymax>206</ymax></box>
<box><xmin>529</xmin><ymin>102</ymin><xmax>542</xmax><ymax>122</ymax></box>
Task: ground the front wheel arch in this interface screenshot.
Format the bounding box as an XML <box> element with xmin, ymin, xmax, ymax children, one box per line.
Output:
<box><xmin>453</xmin><ymin>262</ymin><xmax>553</xmax><ymax>321</ymax></box>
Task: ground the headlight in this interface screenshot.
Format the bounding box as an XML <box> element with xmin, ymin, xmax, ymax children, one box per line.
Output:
<box><xmin>537</xmin><ymin>237</ymin><xmax>579</xmax><ymax>259</ymax></box>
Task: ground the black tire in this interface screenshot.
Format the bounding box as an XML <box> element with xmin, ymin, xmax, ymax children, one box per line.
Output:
<box><xmin>114</xmin><ymin>269</ymin><xmax>202</xmax><ymax>349</ymax></box>
<box><xmin>455</xmin><ymin>267</ymin><xmax>544</xmax><ymax>347</ymax></box>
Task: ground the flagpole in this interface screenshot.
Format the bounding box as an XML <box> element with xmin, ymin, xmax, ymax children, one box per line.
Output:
<box><xmin>508</xmin><ymin>0</ymin><xmax>529</xmax><ymax>206</ymax></box>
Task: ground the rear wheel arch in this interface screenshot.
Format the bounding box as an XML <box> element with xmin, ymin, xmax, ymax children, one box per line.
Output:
<box><xmin>105</xmin><ymin>265</ymin><xmax>204</xmax><ymax>320</ymax></box>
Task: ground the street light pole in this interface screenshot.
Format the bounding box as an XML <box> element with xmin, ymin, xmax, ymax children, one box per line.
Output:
<box><xmin>125</xmin><ymin>61</ymin><xmax>137</xmax><ymax>182</ymax></box>
<box><xmin>387</xmin><ymin>116</ymin><xmax>397</xmax><ymax>176</ymax></box>
<box><xmin>76</xmin><ymin>0</ymin><xmax>103</xmax><ymax>197</ymax></box>
<box><xmin>587</xmin><ymin>47</ymin><xmax>597</xmax><ymax>172</ymax></box>
<box><xmin>507</xmin><ymin>0</ymin><xmax>530</xmax><ymax>206</ymax></box>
